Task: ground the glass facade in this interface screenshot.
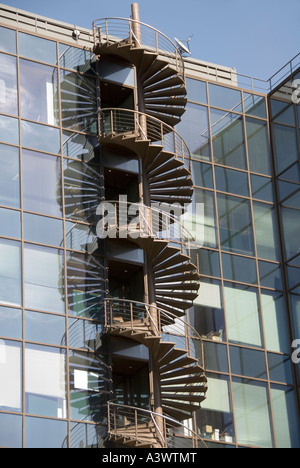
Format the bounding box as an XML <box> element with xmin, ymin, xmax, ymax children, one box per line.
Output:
<box><xmin>0</xmin><ymin>6</ymin><xmax>299</xmax><ymax>449</ymax></box>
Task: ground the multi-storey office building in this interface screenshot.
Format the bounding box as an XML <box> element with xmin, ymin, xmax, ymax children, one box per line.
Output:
<box><xmin>0</xmin><ymin>2</ymin><xmax>299</xmax><ymax>449</ymax></box>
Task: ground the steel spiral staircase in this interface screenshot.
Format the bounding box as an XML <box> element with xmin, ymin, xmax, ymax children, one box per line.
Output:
<box><xmin>93</xmin><ymin>13</ymin><xmax>207</xmax><ymax>449</ymax></box>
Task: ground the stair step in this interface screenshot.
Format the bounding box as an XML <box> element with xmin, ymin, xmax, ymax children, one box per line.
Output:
<box><xmin>156</xmin><ymin>297</ymin><xmax>192</xmax><ymax>312</ymax></box>
<box><xmin>144</xmin><ymin>76</ymin><xmax>184</xmax><ymax>93</ymax></box>
<box><xmin>160</xmin><ymin>356</ymin><xmax>198</xmax><ymax>373</ymax></box>
<box><xmin>148</xmin><ymin>159</ymin><xmax>183</xmax><ymax>178</ymax></box>
<box><xmin>160</xmin><ymin>365</ymin><xmax>205</xmax><ymax>379</ymax></box>
<box><xmin>162</xmin><ymin>393</ymin><xmax>205</xmax><ymax>403</ymax></box>
<box><xmin>149</xmin><ymin>167</ymin><xmax>190</xmax><ymax>184</ymax></box>
<box><xmin>157</xmin><ymin>342</ymin><xmax>176</xmax><ymax>361</ymax></box>
<box><xmin>155</xmin><ymin>272</ymin><xmax>200</xmax><ymax>283</ymax></box>
<box><xmin>150</xmin><ymin>177</ymin><xmax>193</xmax><ymax>189</ymax></box>
<box><xmin>145</xmin><ymin>110</ymin><xmax>180</xmax><ymax>127</ymax></box>
<box><xmin>161</xmin><ymin>385</ymin><xmax>207</xmax><ymax>393</ymax></box>
<box><xmin>162</xmin><ymin>399</ymin><xmax>201</xmax><ymax>412</ymax></box>
<box><xmin>145</xmin><ymin>96</ymin><xmax>188</xmax><ymax>107</ymax></box>
<box><xmin>142</xmin><ymin>58</ymin><xmax>168</xmax><ymax>82</ymax></box>
<box><xmin>159</xmin><ymin>348</ymin><xmax>187</xmax><ymax>367</ymax></box>
<box><xmin>146</xmin><ymin>105</ymin><xmax>185</xmax><ymax>117</ymax></box>
<box><xmin>154</xmin><ymin>262</ymin><xmax>196</xmax><ymax>278</ymax></box>
<box><xmin>144</xmin><ymin>86</ymin><xmax>186</xmax><ymax>100</ymax></box>
<box><xmin>161</xmin><ymin>375</ymin><xmax>207</xmax><ymax>386</ymax></box>
<box><xmin>143</xmin><ymin>66</ymin><xmax>177</xmax><ymax>87</ymax></box>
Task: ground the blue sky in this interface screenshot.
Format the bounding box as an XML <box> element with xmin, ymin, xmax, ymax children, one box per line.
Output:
<box><xmin>1</xmin><ymin>0</ymin><xmax>299</xmax><ymax>80</ymax></box>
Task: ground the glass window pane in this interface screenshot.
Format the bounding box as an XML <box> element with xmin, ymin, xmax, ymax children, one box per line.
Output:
<box><xmin>0</xmin><ymin>114</ymin><xmax>19</xmax><ymax>145</ymax></box>
<box><xmin>222</xmin><ymin>253</ymin><xmax>257</xmax><ymax>285</ymax></box>
<box><xmin>99</xmin><ymin>60</ymin><xmax>134</xmax><ymax>86</ymax></box>
<box><xmin>217</xmin><ymin>194</ymin><xmax>254</xmax><ymax>256</ymax></box>
<box><xmin>215</xmin><ymin>167</ymin><xmax>249</xmax><ymax>197</ymax></box>
<box><xmin>273</xmin><ymin>124</ymin><xmax>298</xmax><ymax>174</ymax></box>
<box><xmin>259</xmin><ymin>261</ymin><xmax>283</xmax><ymax>290</ymax></box>
<box><xmin>25</xmin><ymin>416</ymin><xmax>68</xmax><ymax>448</ymax></box>
<box><xmin>0</xmin><ymin>340</ymin><xmax>22</xmax><ymax>412</ymax></box>
<box><xmin>0</xmin><ymin>53</ymin><xmax>18</xmax><ymax>116</ymax></box>
<box><xmin>67</xmin><ymin>318</ymin><xmax>103</xmax><ymax>351</ymax></box>
<box><xmin>253</xmin><ymin>202</ymin><xmax>279</xmax><ymax>261</ymax></box>
<box><xmin>0</xmin><ymin>413</ymin><xmax>22</xmax><ymax>448</ymax></box>
<box><xmin>246</xmin><ymin>117</ymin><xmax>271</xmax><ymax>175</ymax></box>
<box><xmin>271</xmin><ymin>385</ymin><xmax>300</xmax><ymax>448</ymax></box>
<box><xmin>24</xmin><ymin>244</ymin><xmax>65</xmax><ymax>314</ymax></box>
<box><xmin>188</xmin><ymin>189</ymin><xmax>217</xmax><ymax>248</ymax></box>
<box><xmin>204</xmin><ymin>342</ymin><xmax>228</xmax><ymax>372</ymax></box>
<box><xmin>230</xmin><ymin>346</ymin><xmax>267</xmax><ymax>379</ymax></box>
<box><xmin>197</xmin><ymin>249</ymin><xmax>220</xmax><ymax>277</ymax></box>
<box><xmin>177</xmin><ymin>102</ymin><xmax>211</xmax><ymax>161</ymax></box>
<box><xmin>20</xmin><ymin>59</ymin><xmax>59</xmax><ymax>126</ymax></box>
<box><xmin>0</xmin><ymin>144</ymin><xmax>20</xmax><ymax>208</ymax></box>
<box><xmin>186</xmin><ymin>78</ymin><xmax>207</xmax><ymax>104</ymax></box>
<box><xmin>251</xmin><ymin>175</ymin><xmax>273</xmax><ymax>202</ymax></box>
<box><xmin>25</xmin><ymin>344</ymin><xmax>67</xmax><ymax>419</ymax></box>
<box><xmin>59</xmin><ymin>44</ymin><xmax>96</xmax><ymax>74</ymax></box>
<box><xmin>272</xmin><ymin>101</ymin><xmax>295</xmax><ymax>126</ymax></box>
<box><xmin>211</xmin><ymin>109</ymin><xmax>246</xmax><ymax>169</ymax></box>
<box><xmin>209</xmin><ymin>84</ymin><xmax>242</xmax><ymax>112</ymax></box>
<box><xmin>22</xmin><ymin>150</ymin><xmax>62</xmax><ymax>217</ymax></box>
<box><xmin>192</xmin><ymin>160</ymin><xmax>213</xmax><ymax>188</ymax></box>
<box><xmin>224</xmin><ymin>283</ymin><xmax>263</xmax><ymax>348</ymax></box>
<box><xmin>65</xmin><ymin>222</ymin><xmax>100</xmax><ymax>254</ymax></box>
<box><xmin>0</xmin><ymin>26</ymin><xmax>16</xmax><ymax>54</ymax></box>
<box><xmin>0</xmin><ymin>207</ymin><xmax>21</xmax><ymax>238</ymax></box>
<box><xmin>60</xmin><ymin>70</ymin><xmax>97</xmax><ymax>134</ymax></box>
<box><xmin>62</xmin><ymin>130</ymin><xmax>98</xmax><ymax>162</ymax></box>
<box><xmin>191</xmin><ymin>279</ymin><xmax>226</xmax><ymax>342</ymax></box>
<box><xmin>19</xmin><ymin>32</ymin><xmax>57</xmax><ymax>64</ymax></box>
<box><xmin>281</xmin><ymin>207</ymin><xmax>300</xmax><ymax>260</ymax></box>
<box><xmin>268</xmin><ymin>353</ymin><xmax>293</xmax><ymax>384</ymax></box>
<box><xmin>261</xmin><ymin>291</ymin><xmax>290</xmax><ymax>353</ymax></box>
<box><xmin>198</xmin><ymin>373</ymin><xmax>234</xmax><ymax>443</ymax></box>
<box><xmin>25</xmin><ymin>311</ymin><xmax>66</xmax><ymax>346</ymax></box>
<box><xmin>244</xmin><ymin>93</ymin><xmax>267</xmax><ymax>119</ymax></box>
<box><xmin>70</xmin><ymin>422</ymin><xmax>106</xmax><ymax>448</ymax></box>
<box><xmin>24</xmin><ymin>213</ymin><xmax>64</xmax><ymax>247</ymax></box>
<box><xmin>21</xmin><ymin>121</ymin><xmax>60</xmax><ymax>154</ymax></box>
<box><xmin>232</xmin><ymin>378</ymin><xmax>273</xmax><ymax>448</ymax></box>
<box><xmin>0</xmin><ymin>306</ymin><xmax>22</xmax><ymax>339</ymax></box>
<box><xmin>0</xmin><ymin>239</ymin><xmax>21</xmax><ymax>307</ymax></box>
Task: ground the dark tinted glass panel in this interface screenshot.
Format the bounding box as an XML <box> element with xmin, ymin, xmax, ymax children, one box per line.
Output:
<box><xmin>62</xmin><ymin>131</ymin><xmax>98</xmax><ymax>162</ymax></box>
<box><xmin>0</xmin><ymin>54</ymin><xmax>18</xmax><ymax>116</ymax></box>
<box><xmin>204</xmin><ymin>342</ymin><xmax>229</xmax><ymax>372</ymax></box>
<box><xmin>217</xmin><ymin>194</ymin><xmax>254</xmax><ymax>256</ymax></box>
<box><xmin>222</xmin><ymin>253</ymin><xmax>257</xmax><ymax>284</ymax></box>
<box><xmin>192</xmin><ymin>160</ymin><xmax>213</xmax><ymax>188</ymax></box>
<box><xmin>186</xmin><ymin>78</ymin><xmax>207</xmax><ymax>104</ymax></box>
<box><xmin>215</xmin><ymin>166</ymin><xmax>249</xmax><ymax>197</ymax></box>
<box><xmin>177</xmin><ymin>102</ymin><xmax>211</xmax><ymax>161</ymax></box>
<box><xmin>251</xmin><ymin>175</ymin><xmax>273</xmax><ymax>202</ymax></box>
<box><xmin>59</xmin><ymin>44</ymin><xmax>96</xmax><ymax>74</ymax></box>
<box><xmin>19</xmin><ymin>32</ymin><xmax>57</xmax><ymax>64</ymax></box>
<box><xmin>21</xmin><ymin>121</ymin><xmax>60</xmax><ymax>154</ymax></box>
<box><xmin>211</xmin><ymin>109</ymin><xmax>246</xmax><ymax>169</ymax></box>
<box><xmin>230</xmin><ymin>346</ymin><xmax>267</xmax><ymax>379</ymax></box>
<box><xmin>271</xmin><ymin>100</ymin><xmax>295</xmax><ymax>126</ymax></box>
<box><xmin>0</xmin><ymin>207</ymin><xmax>21</xmax><ymax>238</ymax></box>
<box><xmin>244</xmin><ymin>93</ymin><xmax>267</xmax><ymax>119</ymax></box>
<box><xmin>22</xmin><ymin>150</ymin><xmax>62</xmax><ymax>217</ymax></box>
<box><xmin>273</xmin><ymin>124</ymin><xmax>298</xmax><ymax>174</ymax></box>
<box><xmin>209</xmin><ymin>84</ymin><xmax>242</xmax><ymax>112</ymax></box>
<box><xmin>281</xmin><ymin>207</ymin><xmax>300</xmax><ymax>260</ymax></box>
<box><xmin>268</xmin><ymin>353</ymin><xmax>293</xmax><ymax>384</ymax></box>
<box><xmin>246</xmin><ymin>118</ymin><xmax>271</xmax><ymax>175</ymax></box>
<box><xmin>197</xmin><ymin>249</ymin><xmax>220</xmax><ymax>277</ymax></box>
<box><xmin>259</xmin><ymin>261</ymin><xmax>283</xmax><ymax>290</ymax></box>
<box><xmin>0</xmin><ymin>26</ymin><xmax>16</xmax><ymax>54</ymax></box>
<box><xmin>99</xmin><ymin>60</ymin><xmax>134</xmax><ymax>86</ymax></box>
<box><xmin>0</xmin><ymin>115</ymin><xmax>19</xmax><ymax>145</ymax></box>
<box><xmin>20</xmin><ymin>59</ymin><xmax>59</xmax><ymax>126</ymax></box>
<box><xmin>253</xmin><ymin>203</ymin><xmax>279</xmax><ymax>261</ymax></box>
<box><xmin>0</xmin><ymin>144</ymin><xmax>20</xmax><ymax>208</ymax></box>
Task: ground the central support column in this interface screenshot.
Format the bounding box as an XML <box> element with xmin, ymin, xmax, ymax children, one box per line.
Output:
<box><xmin>131</xmin><ymin>2</ymin><xmax>164</xmax><ymax>447</ymax></box>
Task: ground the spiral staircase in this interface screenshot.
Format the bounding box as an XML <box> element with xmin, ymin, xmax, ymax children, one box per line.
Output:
<box><xmin>93</xmin><ymin>13</ymin><xmax>207</xmax><ymax>449</ymax></box>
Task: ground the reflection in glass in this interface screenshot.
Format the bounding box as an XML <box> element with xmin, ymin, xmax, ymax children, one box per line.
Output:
<box><xmin>19</xmin><ymin>32</ymin><xmax>57</xmax><ymax>64</ymax></box>
<box><xmin>0</xmin><ymin>340</ymin><xmax>22</xmax><ymax>412</ymax></box>
<box><xmin>232</xmin><ymin>378</ymin><xmax>273</xmax><ymax>448</ymax></box>
<box><xmin>253</xmin><ymin>202</ymin><xmax>279</xmax><ymax>261</ymax></box>
<box><xmin>224</xmin><ymin>283</ymin><xmax>263</xmax><ymax>348</ymax></box>
<box><xmin>0</xmin><ymin>412</ymin><xmax>22</xmax><ymax>448</ymax></box>
<box><xmin>222</xmin><ymin>253</ymin><xmax>257</xmax><ymax>285</ymax></box>
<box><xmin>208</xmin><ymin>84</ymin><xmax>242</xmax><ymax>112</ymax></box>
<box><xmin>60</xmin><ymin>70</ymin><xmax>97</xmax><ymax>133</ymax></box>
<box><xmin>67</xmin><ymin>251</ymin><xmax>106</xmax><ymax>320</ymax></box>
<box><xmin>198</xmin><ymin>373</ymin><xmax>234</xmax><ymax>443</ymax></box>
<box><xmin>0</xmin><ymin>114</ymin><xmax>19</xmax><ymax>145</ymax></box>
<box><xmin>24</xmin><ymin>244</ymin><xmax>65</xmax><ymax>314</ymax></box>
<box><xmin>273</xmin><ymin>124</ymin><xmax>298</xmax><ymax>174</ymax></box>
<box><xmin>244</xmin><ymin>93</ymin><xmax>267</xmax><ymax>119</ymax></box>
<box><xmin>67</xmin><ymin>318</ymin><xmax>104</xmax><ymax>351</ymax></box>
<box><xmin>25</xmin><ymin>311</ymin><xmax>66</xmax><ymax>346</ymax></box>
<box><xmin>261</xmin><ymin>292</ymin><xmax>289</xmax><ymax>353</ymax></box>
<box><xmin>230</xmin><ymin>346</ymin><xmax>267</xmax><ymax>379</ymax></box>
<box><xmin>0</xmin><ymin>239</ymin><xmax>21</xmax><ymax>307</ymax></box>
<box><xmin>69</xmin><ymin>350</ymin><xmax>110</xmax><ymax>423</ymax></box>
<box><xmin>246</xmin><ymin>118</ymin><xmax>271</xmax><ymax>175</ymax></box>
<box><xmin>186</xmin><ymin>78</ymin><xmax>207</xmax><ymax>104</ymax></box>
<box><xmin>0</xmin><ymin>54</ymin><xmax>18</xmax><ymax>116</ymax></box>
<box><xmin>0</xmin><ymin>144</ymin><xmax>20</xmax><ymax>208</ymax></box>
<box><xmin>177</xmin><ymin>102</ymin><xmax>210</xmax><ymax>161</ymax></box>
<box><xmin>59</xmin><ymin>44</ymin><xmax>96</xmax><ymax>74</ymax></box>
<box><xmin>25</xmin><ymin>344</ymin><xmax>67</xmax><ymax>418</ymax></box>
<box><xmin>192</xmin><ymin>160</ymin><xmax>213</xmax><ymax>189</ymax></box>
<box><xmin>204</xmin><ymin>342</ymin><xmax>228</xmax><ymax>372</ymax></box>
<box><xmin>197</xmin><ymin>249</ymin><xmax>220</xmax><ymax>277</ymax></box>
<box><xmin>215</xmin><ymin>166</ymin><xmax>249</xmax><ymax>197</ymax></box>
<box><xmin>281</xmin><ymin>207</ymin><xmax>300</xmax><ymax>260</ymax></box>
<box><xmin>0</xmin><ymin>207</ymin><xmax>21</xmax><ymax>239</ymax></box>
<box><xmin>22</xmin><ymin>150</ymin><xmax>62</xmax><ymax>217</ymax></box>
<box><xmin>69</xmin><ymin>422</ymin><xmax>106</xmax><ymax>448</ymax></box>
<box><xmin>268</xmin><ymin>353</ymin><xmax>293</xmax><ymax>385</ymax></box>
<box><xmin>271</xmin><ymin>385</ymin><xmax>300</xmax><ymax>448</ymax></box>
<box><xmin>211</xmin><ymin>110</ymin><xmax>246</xmax><ymax>169</ymax></box>
<box><xmin>251</xmin><ymin>175</ymin><xmax>273</xmax><ymax>202</ymax></box>
<box><xmin>0</xmin><ymin>306</ymin><xmax>22</xmax><ymax>339</ymax></box>
<box><xmin>271</xmin><ymin>100</ymin><xmax>295</xmax><ymax>126</ymax></box>
<box><xmin>62</xmin><ymin>131</ymin><xmax>98</xmax><ymax>162</ymax></box>
<box><xmin>21</xmin><ymin>121</ymin><xmax>60</xmax><ymax>154</ymax></box>
<box><xmin>217</xmin><ymin>194</ymin><xmax>254</xmax><ymax>256</ymax></box>
<box><xmin>190</xmin><ymin>189</ymin><xmax>217</xmax><ymax>248</ymax></box>
<box><xmin>99</xmin><ymin>60</ymin><xmax>135</xmax><ymax>86</ymax></box>
<box><xmin>259</xmin><ymin>261</ymin><xmax>282</xmax><ymax>290</ymax></box>
<box><xmin>65</xmin><ymin>222</ymin><xmax>100</xmax><ymax>254</ymax></box>
<box><xmin>20</xmin><ymin>59</ymin><xmax>59</xmax><ymax>125</ymax></box>
<box><xmin>25</xmin><ymin>416</ymin><xmax>68</xmax><ymax>448</ymax></box>
<box><xmin>0</xmin><ymin>26</ymin><xmax>16</xmax><ymax>54</ymax></box>
<box><xmin>24</xmin><ymin>213</ymin><xmax>64</xmax><ymax>247</ymax></box>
